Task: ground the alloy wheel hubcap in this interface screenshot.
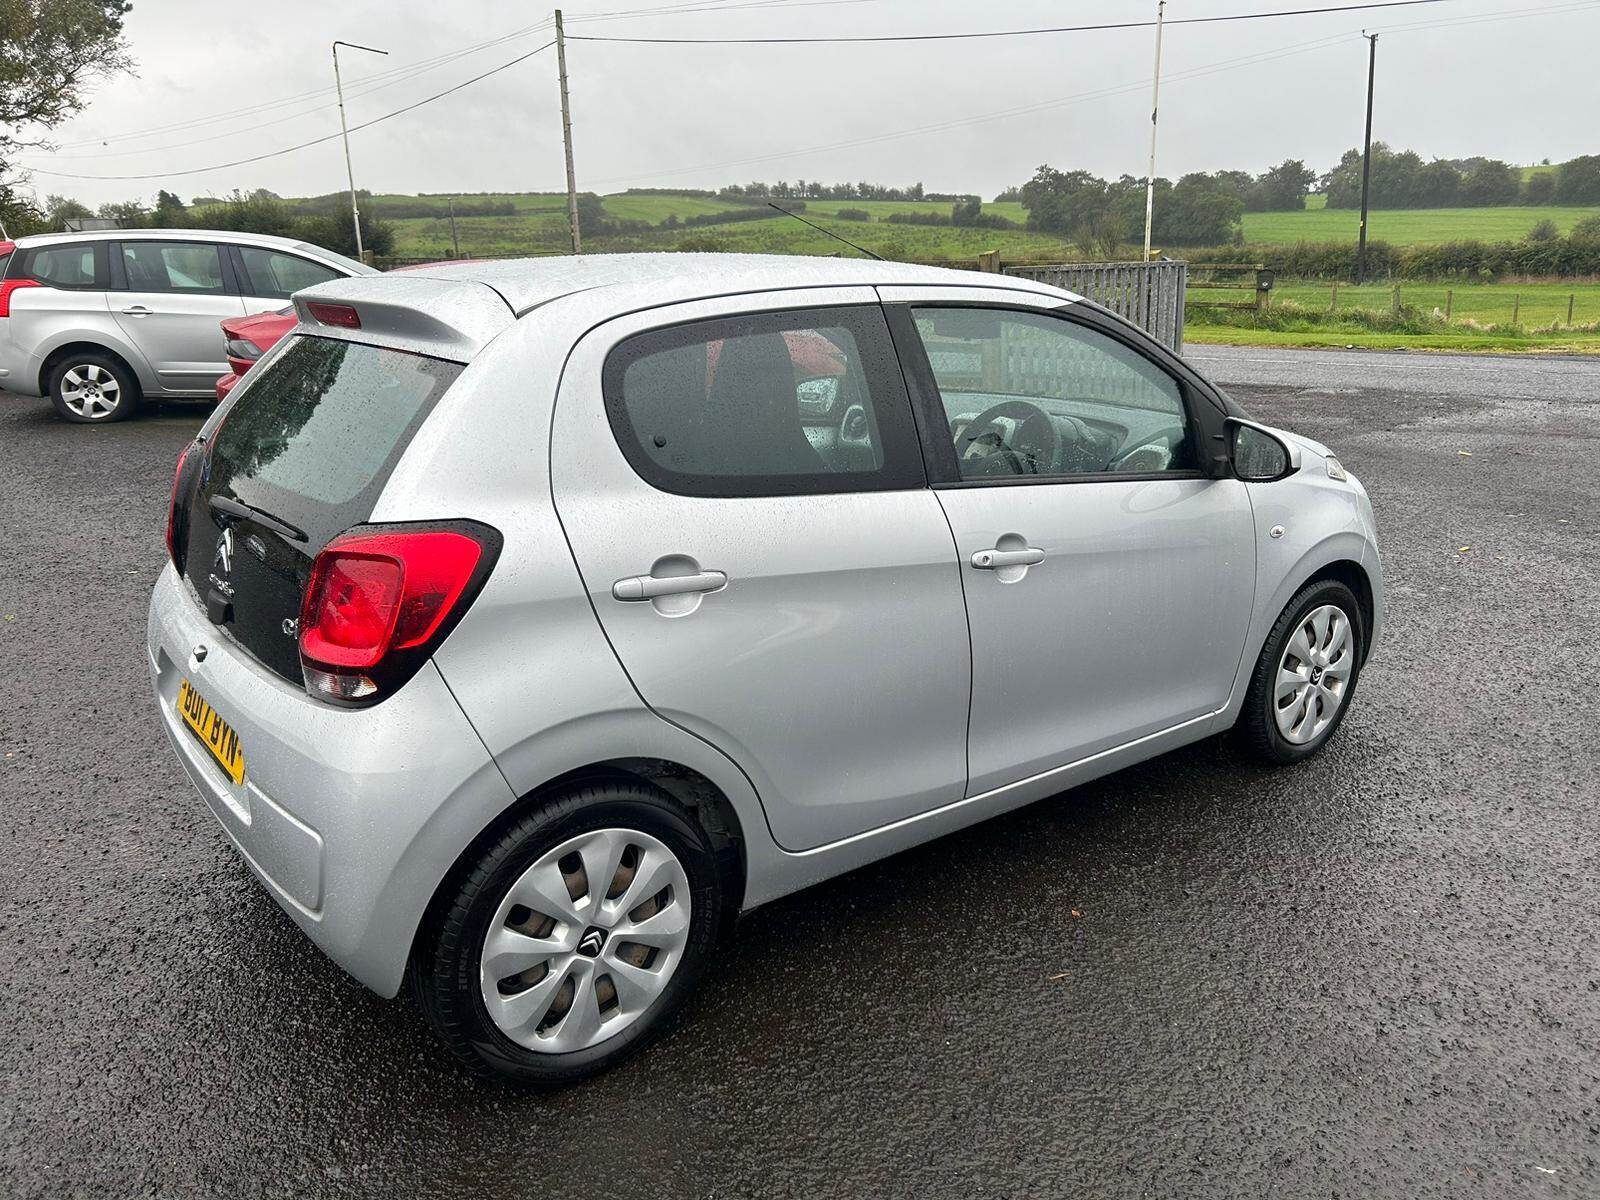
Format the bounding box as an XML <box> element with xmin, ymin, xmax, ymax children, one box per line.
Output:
<box><xmin>60</xmin><ymin>365</ymin><xmax>121</xmax><ymax>419</ymax></box>
<box><xmin>479</xmin><ymin>827</ymin><xmax>692</xmax><ymax>1054</ymax></box>
<box><xmin>1274</xmin><ymin>603</ymin><xmax>1354</xmax><ymax>745</ymax></box>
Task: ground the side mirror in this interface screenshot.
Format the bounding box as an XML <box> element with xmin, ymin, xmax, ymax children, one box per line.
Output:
<box><xmin>796</xmin><ymin>376</ymin><xmax>841</xmax><ymax>418</ymax></box>
<box><xmin>1229</xmin><ymin>419</ymin><xmax>1300</xmax><ymax>482</ymax></box>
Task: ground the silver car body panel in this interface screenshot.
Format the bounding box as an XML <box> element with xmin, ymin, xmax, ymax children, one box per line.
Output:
<box><xmin>145</xmin><ymin>253</ymin><xmax>1384</xmax><ymax>1000</ymax></box>
<box><xmin>0</xmin><ymin>229</ymin><xmax>373</xmax><ymax>398</ymax></box>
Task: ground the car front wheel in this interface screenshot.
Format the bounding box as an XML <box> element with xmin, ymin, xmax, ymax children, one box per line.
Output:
<box><xmin>412</xmin><ymin>779</ymin><xmax>725</xmax><ymax>1084</ymax></box>
<box><xmin>48</xmin><ymin>352</ymin><xmax>141</xmax><ymax>423</ymax></box>
<box><xmin>1238</xmin><ymin>578</ymin><xmax>1365</xmax><ymax>764</ymax></box>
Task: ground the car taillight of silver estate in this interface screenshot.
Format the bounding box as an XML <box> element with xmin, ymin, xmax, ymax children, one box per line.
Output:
<box><xmin>147</xmin><ymin>254</ymin><xmax>1383</xmax><ymax>1083</ymax></box>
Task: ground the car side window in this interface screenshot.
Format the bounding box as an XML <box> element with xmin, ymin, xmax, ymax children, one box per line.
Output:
<box><xmin>237</xmin><ymin>248</ymin><xmax>340</xmax><ymax>298</ymax></box>
<box><xmin>21</xmin><ymin>243</ymin><xmax>106</xmax><ymax>289</ymax></box>
<box><xmin>603</xmin><ymin>305</ymin><xmax>924</xmax><ymax>497</ymax></box>
<box><xmin>910</xmin><ymin>307</ymin><xmax>1197</xmax><ymax>480</ymax></box>
<box><xmin>120</xmin><ymin>241</ymin><xmax>227</xmax><ymax>294</ymax></box>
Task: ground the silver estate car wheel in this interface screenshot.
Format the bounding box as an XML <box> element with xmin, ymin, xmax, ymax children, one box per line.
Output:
<box><xmin>1273</xmin><ymin>603</ymin><xmax>1355</xmax><ymax>745</ymax></box>
<box><xmin>479</xmin><ymin>827</ymin><xmax>693</xmax><ymax>1054</ymax></box>
<box><xmin>59</xmin><ymin>364</ymin><xmax>123</xmax><ymax>420</ymax></box>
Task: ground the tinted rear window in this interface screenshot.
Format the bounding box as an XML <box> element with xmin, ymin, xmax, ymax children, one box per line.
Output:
<box><xmin>205</xmin><ymin>335</ymin><xmax>461</xmax><ymax>544</ymax></box>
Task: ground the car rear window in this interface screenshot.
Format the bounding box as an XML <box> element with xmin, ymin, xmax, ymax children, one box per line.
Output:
<box><xmin>21</xmin><ymin>243</ymin><xmax>106</xmax><ymax>288</ymax></box>
<box><xmin>205</xmin><ymin>335</ymin><xmax>461</xmax><ymax>545</ymax></box>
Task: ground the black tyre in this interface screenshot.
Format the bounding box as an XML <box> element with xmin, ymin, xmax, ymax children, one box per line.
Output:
<box><xmin>48</xmin><ymin>352</ymin><xmax>141</xmax><ymax>424</ymax></box>
<box><xmin>412</xmin><ymin>779</ymin><xmax>725</xmax><ymax>1084</ymax></box>
<box><xmin>1237</xmin><ymin>578</ymin><xmax>1365</xmax><ymax>764</ymax></box>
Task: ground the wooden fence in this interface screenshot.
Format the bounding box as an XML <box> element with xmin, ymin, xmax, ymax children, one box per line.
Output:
<box><xmin>1002</xmin><ymin>260</ymin><xmax>1188</xmax><ymax>353</ymax></box>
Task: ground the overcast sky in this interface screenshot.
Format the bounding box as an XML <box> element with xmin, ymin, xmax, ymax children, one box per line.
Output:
<box><xmin>26</xmin><ymin>0</ymin><xmax>1600</xmax><ymax>208</ymax></box>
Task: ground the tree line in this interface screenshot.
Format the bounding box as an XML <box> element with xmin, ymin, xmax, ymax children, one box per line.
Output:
<box><xmin>1320</xmin><ymin>146</ymin><xmax>1600</xmax><ymax>209</ymax></box>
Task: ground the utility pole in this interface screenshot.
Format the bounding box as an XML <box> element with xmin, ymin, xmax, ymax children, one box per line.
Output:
<box><xmin>333</xmin><ymin>40</ymin><xmax>389</xmax><ymax>261</ymax></box>
<box><xmin>555</xmin><ymin>9</ymin><xmax>581</xmax><ymax>254</ymax></box>
<box><xmin>1356</xmin><ymin>32</ymin><xmax>1378</xmax><ymax>284</ymax></box>
<box><xmin>1141</xmin><ymin>0</ymin><xmax>1166</xmax><ymax>262</ymax></box>
<box><xmin>448</xmin><ymin>195</ymin><xmax>461</xmax><ymax>258</ymax></box>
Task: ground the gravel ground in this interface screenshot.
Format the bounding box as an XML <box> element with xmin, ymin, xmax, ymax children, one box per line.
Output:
<box><xmin>1</xmin><ymin>345</ymin><xmax>1596</xmax><ymax>1198</ymax></box>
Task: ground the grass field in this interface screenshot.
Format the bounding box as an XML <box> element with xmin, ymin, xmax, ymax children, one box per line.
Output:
<box><xmin>1240</xmin><ymin>204</ymin><xmax>1600</xmax><ymax>245</ymax></box>
<box><xmin>369</xmin><ymin>187</ymin><xmax>1600</xmax><ymax>262</ymax></box>
<box><xmin>1186</xmin><ymin>280</ymin><xmax>1600</xmax><ymax>353</ymax></box>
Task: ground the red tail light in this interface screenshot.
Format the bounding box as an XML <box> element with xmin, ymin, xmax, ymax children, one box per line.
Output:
<box><xmin>0</xmin><ymin>278</ymin><xmax>41</xmax><ymax>318</ymax></box>
<box><xmin>306</xmin><ymin>301</ymin><xmax>360</xmax><ymax>329</ymax></box>
<box><xmin>165</xmin><ymin>442</ymin><xmax>194</xmax><ymax>565</ymax></box>
<box><xmin>298</xmin><ymin>522</ymin><xmax>501</xmax><ymax>703</ymax></box>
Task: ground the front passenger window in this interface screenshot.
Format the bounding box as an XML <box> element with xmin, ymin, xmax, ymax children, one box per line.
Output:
<box><xmin>911</xmin><ymin>307</ymin><xmax>1197</xmax><ymax>480</ymax></box>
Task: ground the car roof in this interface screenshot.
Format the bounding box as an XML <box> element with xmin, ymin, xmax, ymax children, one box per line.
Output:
<box><xmin>13</xmin><ymin>228</ymin><xmax>318</xmax><ymax>252</ymax></box>
<box><xmin>384</xmin><ymin>252</ymin><xmax>1075</xmax><ymax>317</ymax></box>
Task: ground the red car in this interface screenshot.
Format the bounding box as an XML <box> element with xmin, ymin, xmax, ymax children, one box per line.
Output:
<box><xmin>215</xmin><ymin>307</ymin><xmax>293</xmax><ymax>401</ymax></box>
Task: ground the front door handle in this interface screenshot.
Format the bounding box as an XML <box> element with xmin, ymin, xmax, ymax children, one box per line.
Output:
<box><xmin>612</xmin><ymin>570</ymin><xmax>727</xmax><ymax>601</ymax></box>
<box><xmin>971</xmin><ymin>547</ymin><xmax>1045</xmax><ymax>570</ymax></box>
<box><xmin>120</xmin><ymin>305</ymin><xmax>152</xmax><ymax>316</ymax></box>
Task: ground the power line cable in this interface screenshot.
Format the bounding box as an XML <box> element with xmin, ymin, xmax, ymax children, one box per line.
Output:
<box><xmin>568</xmin><ymin>0</ymin><xmax>1456</xmax><ymax>44</ymax></box>
<box><xmin>24</xmin><ymin>42</ymin><xmax>556</xmax><ymax>181</ymax></box>
<box><xmin>52</xmin><ymin>19</ymin><xmax>553</xmax><ymax>150</ymax></box>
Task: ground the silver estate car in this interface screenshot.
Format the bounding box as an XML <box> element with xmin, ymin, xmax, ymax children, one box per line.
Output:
<box><xmin>0</xmin><ymin>229</ymin><xmax>373</xmax><ymax>422</ymax></box>
<box><xmin>147</xmin><ymin>254</ymin><xmax>1382</xmax><ymax>1082</ymax></box>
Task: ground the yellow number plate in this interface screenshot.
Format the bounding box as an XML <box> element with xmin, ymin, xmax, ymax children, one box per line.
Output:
<box><xmin>176</xmin><ymin>677</ymin><xmax>245</xmax><ymax>786</ymax></box>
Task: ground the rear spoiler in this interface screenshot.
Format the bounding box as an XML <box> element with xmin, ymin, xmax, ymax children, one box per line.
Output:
<box><xmin>291</xmin><ymin>275</ymin><xmax>517</xmax><ymax>362</ymax></box>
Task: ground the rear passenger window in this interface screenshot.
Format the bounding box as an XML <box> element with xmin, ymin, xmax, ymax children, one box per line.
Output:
<box><xmin>121</xmin><ymin>241</ymin><xmax>226</xmax><ymax>293</ymax></box>
<box><xmin>237</xmin><ymin>247</ymin><xmax>340</xmax><ymax>298</ymax></box>
<box><xmin>22</xmin><ymin>243</ymin><xmax>105</xmax><ymax>289</ymax></box>
<box><xmin>603</xmin><ymin>306</ymin><xmax>923</xmax><ymax>497</ymax></box>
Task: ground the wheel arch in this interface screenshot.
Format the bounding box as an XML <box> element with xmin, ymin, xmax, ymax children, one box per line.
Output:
<box><xmin>406</xmin><ymin>755</ymin><xmax>751</xmax><ymax>981</ymax></box>
<box><xmin>39</xmin><ymin>339</ymin><xmax>150</xmax><ymax>399</ymax></box>
<box><xmin>1301</xmin><ymin>558</ymin><xmax>1375</xmax><ymax>663</ymax></box>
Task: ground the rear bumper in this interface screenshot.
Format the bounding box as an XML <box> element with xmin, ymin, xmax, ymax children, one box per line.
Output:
<box><xmin>146</xmin><ymin>564</ymin><xmax>517</xmax><ymax>996</ymax></box>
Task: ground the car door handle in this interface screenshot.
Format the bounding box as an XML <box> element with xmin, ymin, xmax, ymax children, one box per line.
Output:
<box><xmin>971</xmin><ymin>547</ymin><xmax>1046</xmax><ymax>570</ymax></box>
<box><xmin>120</xmin><ymin>305</ymin><xmax>152</xmax><ymax>316</ymax></box>
<box><xmin>612</xmin><ymin>570</ymin><xmax>727</xmax><ymax>601</ymax></box>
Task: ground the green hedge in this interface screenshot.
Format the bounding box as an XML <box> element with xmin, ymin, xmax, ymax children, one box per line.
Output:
<box><xmin>1183</xmin><ymin>231</ymin><xmax>1600</xmax><ymax>280</ymax></box>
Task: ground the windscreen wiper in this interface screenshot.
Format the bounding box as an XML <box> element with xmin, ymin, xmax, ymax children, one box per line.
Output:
<box><xmin>209</xmin><ymin>494</ymin><xmax>308</xmax><ymax>543</ymax></box>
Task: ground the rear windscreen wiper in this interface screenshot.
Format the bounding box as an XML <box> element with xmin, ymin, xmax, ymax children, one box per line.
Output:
<box><xmin>209</xmin><ymin>494</ymin><xmax>308</xmax><ymax>543</ymax></box>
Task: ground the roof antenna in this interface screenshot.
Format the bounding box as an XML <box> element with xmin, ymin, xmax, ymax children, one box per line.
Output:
<box><xmin>767</xmin><ymin>202</ymin><xmax>884</xmax><ymax>261</ymax></box>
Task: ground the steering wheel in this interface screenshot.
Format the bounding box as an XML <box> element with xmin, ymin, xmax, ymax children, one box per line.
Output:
<box><xmin>1109</xmin><ymin>423</ymin><xmax>1189</xmax><ymax>473</ymax></box>
<box><xmin>959</xmin><ymin>399</ymin><xmax>1062</xmax><ymax>477</ymax></box>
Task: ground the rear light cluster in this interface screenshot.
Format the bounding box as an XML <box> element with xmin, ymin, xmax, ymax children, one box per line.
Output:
<box><xmin>165</xmin><ymin>442</ymin><xmax>196</xmax><ymax>567</ymax></box>
<box><xmin>0</xmin><ymin>278</ymin><xmax>40</xmax><ymax>318</ymax></box>
<box><xmin>297</xmin><ymin>522</ymin><xmax>501</xmax><ymax>704</ymax></box>
<box><xmin>224</xmin><ymin>337</ymin><xmax>262</xmax><ymax>362</ymax></box>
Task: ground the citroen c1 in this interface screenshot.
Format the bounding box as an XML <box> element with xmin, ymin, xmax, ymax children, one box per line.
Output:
<box><xmin>147</xmin><ymin>253</ymin><xmax>1383</xmax><ymax>1083</ymax></box>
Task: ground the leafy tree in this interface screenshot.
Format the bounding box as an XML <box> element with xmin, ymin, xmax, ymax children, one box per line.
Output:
<box><xmin>153</xmin><ymin>189</ymin><xmax>189</xmax><ymax>226</ymax></box>
<box><xmin>1523</xmin><ymin>173</ymin><xmax>1557</xmax><ymax>205</ymax></box>
<box><xmin>97</xmin><ymin>198</ymin><xmax>148</xmax><ymax>226</ymax></box>
<box><xmin>1556</xmin><ymin>155</ymin><xmax>1600</xmax><ymax>205</ymax></box>
<box><xmin>0</xmin><ymin>2</ymin><xmax>132</xmax><ymax>182</ymax></box>
<box><xmin>1460</xmin><ymin>159</ymin><xmax>1520</xmax><ymax>207</ymax></box>
<box><xmin>1250</xmin><ymin>159</ymin><xmax>1315</xmax><ymax>211</ymax></box>
<box><xmin>0</xmin><ymin>182</ymin><xmax>47</xmax><ymax>235</ymax></box>
<box><xmin>43</xmin><ymin>193</ymin><xmax>92</xmax><ymax>228</ymax></box>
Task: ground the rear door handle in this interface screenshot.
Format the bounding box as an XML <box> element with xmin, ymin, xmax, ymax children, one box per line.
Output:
<box><xmin>971</xmin><ymin>547</ymin><xmax>1045</xmax><ymax>570</ymax></box>
<box><xmin>612</xmin><ymin>570</ymin><xmax>727</xmax><ymax>601</ymax></box>
<box><xmin>121</xmin><ymin>305</ymin><xmax>152</xmax><ymax>316</ymax></box>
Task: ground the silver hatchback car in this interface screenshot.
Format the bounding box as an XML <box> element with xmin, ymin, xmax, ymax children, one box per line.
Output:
<box><xmin>147</xmin><ymin>254</ymin><xmax>1382</xmax><ymax>1082</ymax></box>
<box><xmin>0</xmin><ymin>229</ymin><xmax>372</xmax><ymax>422</ymax></box>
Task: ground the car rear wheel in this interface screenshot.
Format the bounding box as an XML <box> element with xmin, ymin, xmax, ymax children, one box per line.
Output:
<box><xmin>412</xmin><ymin>779</ymin><xmax>724</xmax><ymax>1084</ymax></box>
<box><xmin>1237</xmin><ymin>578</ymin><xmax>1365</xmax><ymax>764</ymax></box>
<box><xmin>49</xmin><ymin>353</ymin><xmax>141</xmax><ymax>423</ymax></box>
